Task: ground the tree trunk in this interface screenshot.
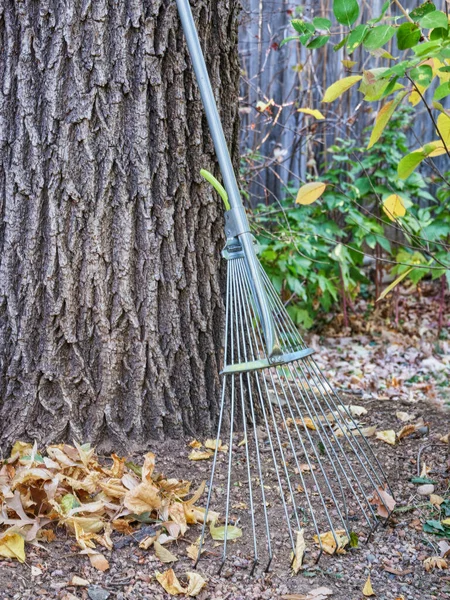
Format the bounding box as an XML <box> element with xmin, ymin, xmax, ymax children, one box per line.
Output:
<box><xmin>0</xmin><ymin>0</ymin><xmax>241</xmax><ymax>451</ymax></box>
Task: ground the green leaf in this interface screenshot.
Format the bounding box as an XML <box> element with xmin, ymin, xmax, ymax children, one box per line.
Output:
<box><xmin>430</xmin><ymin>27</ymin><xmax>449</xmax><ymax>41</ymax></box>
<box><xmin>410</xmin><ymin>64</ymin><xmax>433</xmax><ymax>87</ymax></box>
<box><xmin>307</xmin><ymin>35</ymin><xmax>330</xmax><ymax>49</ymax></box>
<box><xmin>412</xmin><ymin>40</ymin><xmax>442</xmax><ymax>57</ymax></box>
<box><xmin>323</xmin><ymin>75</ymin><xmax>363</xmax><ymax>102</ymax></box>
<box><xmin>313</xmin><ymin>17</ymin><xmax>331</xmax><ymax>31</ymax></box>
<box><xmin>349</xmin><ymin>531</ymin><xmax>359</xmax><ymax>548</ymax></box>
<box><xmin>398</xmin><ymin>151</ymin><xmax>425</xmax><ymax>179</ymax></box>
<box><xmin>200</xmin><ymin>169</ymin><xmax>230</xmax><ymax>210</ymax></box>
<box><xmin>363</xmin><ymin>25</ymin><xmax>396</xmax><ymax>50</ymax></box>
<box><xmin>397</xmin><ymin>22</ymin><xmax>421</xmax><ymax>50</ymax></box>
<box><xmin>410</xmin><ymin>2</ymin><xmax>436</xmax><ymax>22</ymax></box>
<box><xmin>347</xmin><ymin>24</ymin><xmax>368</xmax><ymax>54</ymax></box>
<box><xmin>420</xmin><ymin>10</ymin><xmax>448</xmax><ymax>30</ymax></box>
<box><xmin>333</xmin><ymin>35</ymin><xmax>349</xmax><ymax>51</ymax></box>
<box><xmin>434</xmin><ymin>81</ymin><xmax>450</xmax><ymax>101</ymax></box>
<box><xmin>280</xmin><ymin>36</ymin><xmax>300</xmax><ymax>48</ymax></box>
<box><xmin>333</xmin><ymin>0</ymin><xmax>359</xmax><ymax>27</ymax></box>
<box><xmin>410</xmin><ymin>476</ymin><xmax>437</xmax><ymax>484</ymax></box>
<box><xmin>292</xmin><ymin>19</ymin><xmax>315</xmax><ymax>35</ymax></box>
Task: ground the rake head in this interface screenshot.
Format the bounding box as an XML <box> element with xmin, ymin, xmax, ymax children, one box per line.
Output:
<box><xmin>196</xmin><ymin>243</ymin><xmax>394</xmax><ymax>574</ymax></box>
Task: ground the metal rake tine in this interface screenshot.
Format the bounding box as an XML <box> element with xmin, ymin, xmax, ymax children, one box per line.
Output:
<box><xmin>261</xmin><ymin>274</ymin><xmax>392</xmax><ymax>514</ymax></box>
<box><xmin>236</xmin><ymin>261</ymin><xmax>313</xmax><ymax>560</ymax></box>
<box><xmin>234</xmin><ymin>259</ymin><xmax>273</xmax><ymax>570</ymax></box>
<box><xmin>195</xmin><ymin>259</ymin><xmax>233</xmax><ymax>568</ymax></box>
<box><xmin>301</xmin><ymin>358</ymin><xmax>393</xmax><ymax>511</ymax></box>
<box><xmin>294</xmin><ymin>359</ymin><xmax>382</xmax><ymax>523</ymax></box>
<box><xmin>235</xmin><ymin>262</ymin><xmax>300</xmax><ymax>559</ymax></box>
<box><xmin>232</xmin><ymin>260</ymin><xmax>259</xmax><ymax>569</ymax></box>
<box><xmin>307</xmin><ymin>358</ymin><xmax>394</xmax><ymax>497</ymax></box>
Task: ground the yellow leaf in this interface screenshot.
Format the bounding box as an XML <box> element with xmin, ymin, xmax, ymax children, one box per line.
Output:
<box><xmin>437</xmin><ymin>112</ymin><xmax>450</xmax><ymax>146</ymax></box>
<box><xmin>409</xmin><ymin>83</ymin><xmax>427</xmax><ymax>107</ymax></box>
<box><xmin>0</xmin><ymin>533</ymin><xmax>25</xmax><ymax>562</ymax></box>
<box><xmin>188</xmin><ymin>450</ymin><xmax>212</xmax><ymax>461</ymax></box>
<box><xmin>10</xmin><ymin>441</ymin><xmax>33</xmax><ymax>459</ymax></box>
<box><xmin>296</xmin><ymin>182</ymin><xmax>327</xmax><ymax>205</ymax></box>
<box><xmin>313</xmin><ymin>529</ymin><xmax>349</xmax><ymax>555</ymax></box>
<box><xmin>382</xmin><ymin>194</ymin><xmax>406</xmax><ymax>221</ymax></box>
<box><xmin>142</xmin><ymin>452</ymin><xmax>156</xmax><ymax>481</ymax></box>
<box><xmin>70</xmin><ymin>576</ymin><xmax>90</xmax><ymax>586</ymax></box>
<box><xmin>342</xmin><ymin>59</ymin><xmax>357</xmax><ymax>68</ymax></box>
<box><xmin>322</xmin><ymin>76</ymin><xmax>362</xmax><ymax>102</ymax></box>
<box><xmin>186</xmin><ymin>571</ymin><xmax>207</xmax><ymax>597</ymax></box>
<box><xmin>396</xmin><ymin>411</ymin><xmax>415</xmax><ymax>422</ymax></box>
<box><xmin>204</xmin><ymin>439</ymin><xmax>228</xmax><ymax>452</ymax></box>
<box><xmin>363</xmin><ymin>573</ymin><xmax>375</xmax><ymax>596</ymax></box>
<box><xmin>188</xmin><ymin>439</ymin><xmax>202</xmax><ymax>449</ymax></box>
<box><xmin>368</xmin><ymin>92</ymin><xmax>407</xmax><ymax>149</ymax></box>
<box><xmin>298</xmin><ymin>108</ymin><xmax>325</xmax><ymax>120</ymax></box>
<box><xmin>209</xmin><ymin>522</ymin><xmax>242</xmax><ymax>541</ymax></box>
<box><xmin>442</xmin><ymin>518</ymin><xmax>450</xmax><ymax>525</ymax></box>
<box><xmin>154</xmin><ymin>541</ymin><xmax>178</xmax><ymax>563</ymax></box>
<box><xmin>155</xmin><ymin>569</ymin><xmax>187</xmax><ymax>595</ymax></box>
<box><xmin>186</xmin><ymin>542</ymin><xmax>203</xmax><ymax>562</ymax></box>
<box><xmin>238</xmin><ymin>437</ymin><xmax>247</xmax><ymax>446</ymax></box>
<box><xmin>375</xmin><ymin>430</ymin><xmax>396</xmax><ymax>445</ymax></box>
<box><xmin>414</xmin><ymin>139</ymin><xmax>447</xmax><ymax>158</ymax></box>
<box><xmin>430</xmin><ymin>494</ymin><xmax>444</xmax><ymax>506</ymax></box>
<box><xmin>377</xmin><ymin>268</ymin><xmax>413</xmax><ymax>302</ymax></box>
<box><xmin>292</xmin><ymin>529</ymin><xmax>306</xmax><ymax>574</ymax></box>
<box><xmin>123</xmin><ymin>481</ymin><xmax>162</xmax><ymax>514</ymax></box>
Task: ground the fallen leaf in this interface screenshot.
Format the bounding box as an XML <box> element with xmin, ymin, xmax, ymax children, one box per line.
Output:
<box><xmin>313</xmin><ymin>529</ymin><xmax>348</xmax><ymax>554</ymax></box>
<box><xmin>31</xmin><ymin>566</ymin><xmax>43</xmax><ymax>577</ymax></box>
<box><xmin>424</xmin><ymin>556</ymin><xmax>448</xmax><ymax>571</ymax></box>
<box><xmin>123</xmin><ymin>481</ymin><xmax>162</xmax><ymax>513</ymax></box>
<box><xmin>440</xmin><ymin>433</ymin><xmax>449</xmax><ymax>443</ymax></box>
<box><xmin>209</xmin><ymin>522</ymin><xmax>242</xmax><ymax>541</ymax></box>
<box><xmin>363</xmin><ymin>573</ymin><xmax>375</xmax><ymax>596</ymax></box>
<box><xmin>186</xmin><ymin>542</ymin><xmax>204</xmax><ymax>562</ymax></box>
<box><xmin>238</xmin><ymin>437</ymin><xmax>247</xmax><ymax>447</ymax></box>
<box><xmin>438</xmin><ymin>540</ymin><xmax>450</xmax><ymax>558</ymax></box>
<box><xmin>430</xmin><ymin>494</ymin><xmax>444</xmax><ymax>506</ymax></box>
<box><xmin>370</xmin><ymin>486</ymin><xmax>396</xmax><ymax>519</ymax></box>
<box><xmin>155</xmin><ymin>569</ymin><xmax>187</xmax><ymax>595</ymax></box>
<box><xmin>188</xmin><ymin>440</ymin><xmax>202</xmax><ymax>449</ymax></box>
<box><xmin>188</xmin><ymin>450</ymin><xmax>212</xmax><ymax>461</ymax></box>
<box><xmin>70</xmin><ymin>575</ymin><xmax>90</xmax><ymax>586</ymax></box>
<box><xmin>282</xmin><ymin>587</ymin><xmax>333</xmax><ymax>600</ymax></box>
<box><xmin>375</xmin><ymin>430</ymin><xmax>396</xmax><ymax>445</ymax></box>
<box><xmin>155</xmin><ymin>541</ymin><xmax>178</xmax><ymax>563</ymax></box>
<box><xmin>204</xmin><ymin>439</ymin><xmax>227</xmax><ymax>452</ymax></box>
<box><xmin>292</xmin><ymin>529</ymin><xmax>306</xmax><ymax>574</ymax></box>
<box><xmin>338</xmin><ymin>404</ymin><xmax>368</xmax><ymax>417</ymax></box>
<box><xmin>87</xmin><ymin>551</ymin><xmax>109</xmax><ymax>572</ymax></box>
<box><xmin>186</xmin><ymin>571</ymin><xmax>207</xmax><ymax>596</ymax></box>
<box><xmin>0</xmin><ymin>533</ymin><xmax>25</xmax><ymax>562</ymax></box>
<box><xmin>397</xmin><ymin>424</ymin><xmax>417</xmax><ymax>440</ymax></box>
<box><xmin>396</xmin><ymin>411</ymin><xmax>415</xmax><ymax>422</ymax></box>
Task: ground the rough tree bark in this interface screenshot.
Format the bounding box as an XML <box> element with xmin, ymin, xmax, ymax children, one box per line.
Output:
<box><xmin>0</xmin><ymin>0</ymin><xmax>241</xmax><ymax>451</ymax></box>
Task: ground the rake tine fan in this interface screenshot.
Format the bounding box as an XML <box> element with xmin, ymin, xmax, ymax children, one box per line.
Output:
<box><xmin>175</xmin><ymin>0</ymin><xmax>393</xmax><ymax>572</ymax></box>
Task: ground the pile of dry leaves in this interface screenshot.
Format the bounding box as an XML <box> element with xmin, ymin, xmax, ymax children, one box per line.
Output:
<box><xmin>0</xmin><ymin>441</ymin><xmax>212</xmax><ymax>595</ymax></box>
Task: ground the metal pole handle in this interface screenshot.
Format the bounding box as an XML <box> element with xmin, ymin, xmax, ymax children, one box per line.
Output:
<box><xmin>175</xmin><ymin>0</ymin><xmax>280</xmax><ymax>358</ymax></box>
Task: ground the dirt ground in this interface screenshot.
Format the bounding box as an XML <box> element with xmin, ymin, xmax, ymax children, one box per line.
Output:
<box><xmin>1</xmin><ymin>291</ymin><xmax>449</xmax><ymax>600</ymax></box>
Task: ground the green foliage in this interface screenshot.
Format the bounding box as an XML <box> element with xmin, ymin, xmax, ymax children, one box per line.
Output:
<box><xmin>251</xmin><ymin>107</ymin><xmax>450</xmax><ymax>328</ymax></box>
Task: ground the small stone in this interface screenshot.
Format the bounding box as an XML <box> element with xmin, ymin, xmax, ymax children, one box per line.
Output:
<box><xmin>417</xmin><ymin>484</ymin><xmax>434</xmax><ymax>496</ymax></box>
<box><xmin>88</xmin><ymin>586</ymin><xmax>110</xmax><ymax>600</ymax></box>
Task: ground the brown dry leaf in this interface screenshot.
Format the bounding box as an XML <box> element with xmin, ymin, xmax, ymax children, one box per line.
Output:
<box><xmin>299</xmin><ymin>463</ymin><xmax>316</xmax><ymax>473</ymax></box>
<box><xmin>154</xmin><ymin>540</ymin><xmax>178</xmax><ymax>563</ymax></box>
<box><xmin>123</xmin><ymin>481</ymin><xmax>162</xmax><ymax>513</ymax></box>
<box><xmin>142</xmin><ymin>452</ymin><xmax>156</xmax><ymax>482</ymax></box>
<box><xmin>139</xmin><ymin>535</ymin><xmax>157</xmax><ymax>549</ymax></box>
<box><xmin>0</xmin><ymin>533</ymin><xmax>26</xmax><ymax>562</ymax></box>
<box><xmin>70</xmin><ymin>575</ymin><xmax>90</xmax><ymax>586</ymax></box>
<box><xmin>155</xmin><ymin>569</ymin><xmax>187</xmax><ymax>595</ymax></box>
<box><xmin>370</xmin><ymin>486</ymin><xmax>396</xmax><ymax>519</ymax></box>
<box><xmin>186</xmin><ymin>541</ymin><xmax>204</xmax><ymax>562</ymax></box>
<box><xmin>188</xmin><ymin>440</ymin><xmax>202</xmax><ymax>449</ymax></box>
<box><xmin>375</xmin><ymin>430</ymin><xmax>396</xmax><ymax>445</ymax></box>
<box><xmin>188</xmin><ymin>450</ymin><xmax>212</xmax><ymax>461</ymax></box>
<box><xmin>313</xmin><ymin>529</ymin><xmax>348</xmax><ymax>555</ymax></box>
<box><xmin>424</xmin><ymin>556</ymin><xmax>448</xmax><ymax>571</ymax></box>
<box><xmin>362</xmin><ymin>574</ymin><xmax>375</xmax><ymax>596</ymax></box>
<box><xmin>438</xmin><ymin>540</ymin><xmax>450</xmax><ymax>558</ymax></box>
<box><xmin>300</xmin><ymin>417</ymin><xmax>317</xmax><ymax>431</ymax></box>
<box><xmin>397</xmin><ymin>424</ymin><xmax>417</xmax><ymax>440</ymax></box>
<box><xmin>204</xmin><ymin>439</ymin><xmax>227</xmax><ymax>452</ymax></box>
<box><xmin>186</xmin><ymin>571</ymin><xmax>207</xmax><ymax>596</ymax></box>
<box><xmin>85</xmin><ymin>550</ymin><xmax>110</xmax><ymax>572</ymax></box>
<box><xmin>396</xmin><ymin>411</ymin><xmax>415</xmax><ymax>422</ymax></box>
<box><xmin>440</xmin><ymin>433</ymin><xmax>449</xmax><ymax>443</ymax></box>
<box><xmin>292</xmin><ymin>529</ymin><xmax>306</xmax><ymax>574</ymax></box>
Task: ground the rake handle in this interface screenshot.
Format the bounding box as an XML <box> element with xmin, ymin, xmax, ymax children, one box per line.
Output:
<box><xmin>176</xmin><ymin>0</ymin><xmax>280</xmax><ymax>358</ymax></box>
